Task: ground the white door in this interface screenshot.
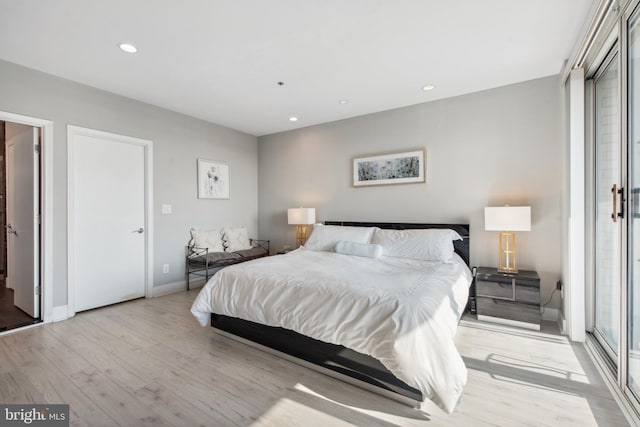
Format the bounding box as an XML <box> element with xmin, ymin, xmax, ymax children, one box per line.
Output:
<box><xmin>70</xmin><ymin>128</ymin><xmax>147</xmax><ymax>312</ymax></box>
<box><xmin>5</xmin><ymin>123</ymin><xmax>40</xmax><ymax>318</ymax></box>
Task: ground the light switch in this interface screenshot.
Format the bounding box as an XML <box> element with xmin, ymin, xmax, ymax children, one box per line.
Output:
<box><xmin>162</xmin><ymin>204</ymin><xmax>172</xmax><ymax>214</ymax></box>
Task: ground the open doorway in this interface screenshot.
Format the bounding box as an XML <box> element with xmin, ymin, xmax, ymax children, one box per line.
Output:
<box><xmin>0</xmin><ymin>120</ymin><xmax>41</xmax><ymax>332</ymax></box>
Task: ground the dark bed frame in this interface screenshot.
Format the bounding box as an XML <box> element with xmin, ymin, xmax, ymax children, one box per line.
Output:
<box><xmin>210</xmin><ymin>221</ymin><xmax>471</xmax><ymax>406</ymax></box>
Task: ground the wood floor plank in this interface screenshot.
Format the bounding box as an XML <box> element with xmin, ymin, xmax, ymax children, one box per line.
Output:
<box><xmin>0</xmin><ymin>289</ymin><xmax>630</xmax><ymax>426</ymax></box>
<box><xmin>13</xmin><ymin>341</ymin><xmax>115</xmax><ymax>426</ymax></box>
<box><xmin>68</xmin><ymin>367</ymin><xmax>171</xmax><ymax>427</ymax></box>
<box><xmin>0</xmin><ymin>370</ymin><xmax>44</xmax><ymax>403</ymax></box>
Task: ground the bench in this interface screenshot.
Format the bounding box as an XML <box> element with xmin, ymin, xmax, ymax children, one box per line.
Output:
<box><xmin>185</xmin><ymin>238</ymin><xmax>269</xmax><ymax>290</ymax></box>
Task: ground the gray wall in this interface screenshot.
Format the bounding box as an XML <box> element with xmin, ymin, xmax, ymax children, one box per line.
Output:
<box><xmin>258</xmin><ymin>75</ymin><xmax>564</xmax><ymax>310</ymax></box>
<box><xmin>0</xmin><ymin>59</ymin><xmax>258</xmax><ymax>307</ymax></box>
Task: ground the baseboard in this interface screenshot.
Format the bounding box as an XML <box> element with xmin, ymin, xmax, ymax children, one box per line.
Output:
<box><xmin>51</xmin><ymin>305</ymin><xmax>69</xmax><ymax>322</ymax></box>
<box><xmin>477</xmin><ymin>314</ymin><xmax>541</xmax><ymax>331</ymax></box>
<box><xmin>541</xmin><ymin>307</ymin><xmax>559</xmax><ymax>322</ymax></box>
<box><xmin>152</xmin><ymin>280</ymin><xmax>186</xmax><ymax>297</ymax></box>
<box><xmin>558</xmin><ymin>310</ymin><xmax>566</xmax><ymax>335</ymax></box>
<box><xmin>152</xmin><ymin>279</ymin><xmax>206</xmax><ymax>297</ymax></box>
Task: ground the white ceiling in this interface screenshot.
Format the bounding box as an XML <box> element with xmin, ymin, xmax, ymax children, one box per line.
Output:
<box><xmin>0</xmin><ymin>0</ymin><xmax>595</xmax><ymax>136</ymax></box>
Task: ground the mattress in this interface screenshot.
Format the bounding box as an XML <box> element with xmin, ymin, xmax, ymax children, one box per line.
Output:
<box><xmin>191</xmin><ymin>248</ymin><xmax>472</xmax><ymax>413</ymax></box>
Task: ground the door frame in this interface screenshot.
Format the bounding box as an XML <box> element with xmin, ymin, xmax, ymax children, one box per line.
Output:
<box><xmin>67</xmin><ymin>125</ymin><xmax>154</xmax><ymax>317</ymax></box>
<box><xmin>0</xmin><ymin>111</ymin><xmax>52</xmax><ymax>324</ymax></box>
<box><xmin>622</xmin><ymin>0</ymin><xmax>640</xmax><ymax>412</ymax></box>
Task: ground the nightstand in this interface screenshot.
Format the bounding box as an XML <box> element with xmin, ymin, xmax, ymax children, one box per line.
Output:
<box><xmin>474</xmin><ymin>267</ymin><xmax>541</xmax><ymax>330</ymax></box>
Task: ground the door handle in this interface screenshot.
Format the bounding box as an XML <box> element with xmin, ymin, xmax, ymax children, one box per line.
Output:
<box><xmin>618</xmin><ymin>186</ymin><xmax>625</xmax><ymax>220</ymax></box>
<box><xmin>612</xmin><ymin>184</ymin><xmax>625</xmax><ymax>222</ymax></box>
<box><xmin>5</xmin><ymin>224</ymin><xmax>17</xmax><ymax>236</ymax></box>
<box><xmin>132</xmin><ymin>228</ymin><xmax>144</xmax><ymax>234</ymax></box>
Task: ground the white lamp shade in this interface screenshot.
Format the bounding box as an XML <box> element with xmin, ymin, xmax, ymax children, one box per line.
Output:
<box><xmin>288</xmin><ymin>207</ymin><xmax>316</xmax><ymax>225</ymax></box>
<box><xmin>485</xmin><ymin>206</ymin><xmax>531</xmax><ymax>231</ymax></box>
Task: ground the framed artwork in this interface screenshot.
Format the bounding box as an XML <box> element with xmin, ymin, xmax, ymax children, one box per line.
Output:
<box><xmin>197</xmin><ymin>159</ymin><xmax>229</xmax><ymax>199</ymax></box>
<box><xmin>353</xmin><ymin>149</ymin><xmax>425</xmax><ymax>187</ymax></box>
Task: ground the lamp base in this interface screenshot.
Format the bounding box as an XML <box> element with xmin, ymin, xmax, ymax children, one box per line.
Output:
<box><xmin>295</xmin><ymin>225</ymin><xmax>308</xmax><ymax>248</ymax></box>
<box><xmin>498</xmin><ymin>231</ymin><xmax>518</xmax><ymax>273</ymax></box>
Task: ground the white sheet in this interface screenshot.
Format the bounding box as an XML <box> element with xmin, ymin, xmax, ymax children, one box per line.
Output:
<box><xmin>191</xmin><ymin>248</ymin><xmax>472</xmax><ymax>413</ymax></box>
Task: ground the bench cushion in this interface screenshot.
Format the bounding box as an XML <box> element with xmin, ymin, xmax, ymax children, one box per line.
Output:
<box><xmin>189</xmin><ymin>251</ymin><xmax>241</xmax><ymax>265</ymax></box>
<box><xmin>234</xmin><ymin>247</ymin><xmax>269</xmax><ymax>259</ymax></box>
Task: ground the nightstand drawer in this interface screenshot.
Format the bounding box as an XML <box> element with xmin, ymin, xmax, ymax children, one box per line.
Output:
<box><xmin>476</xmin><ymin>296</ymin><xmax>540</xmax><ymax>326</ymax></box>
<box><xmin>516</xmin><ymin>284</ymin><xmax>540</xmax><ymax>306</ymax></box>
<box><xmin>476</xmin><ymin>279</ymin><xmax>515</xmax><ymax>300</ymax></box>
<box><xmin>476</xmin><ymin>275</ymin><xmax>540</xmax><ymax>306</ymax></box>
<box><xmin>476</xmin><ymin>280</ymin><xmax>540</xmax><ymax>306</ymax></box>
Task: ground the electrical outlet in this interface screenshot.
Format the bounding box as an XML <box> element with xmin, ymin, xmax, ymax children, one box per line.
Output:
<box><xmin>556</xmin><ymin>280</ymin><xmax>562</xmax><ymax>291</ymax></box>
<box><xmin>162</xmin><ymin>264</ymin><xmax>170</xmax><ymax>274</ymax></box>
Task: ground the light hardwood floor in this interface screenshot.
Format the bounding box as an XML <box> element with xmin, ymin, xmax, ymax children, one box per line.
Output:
<box><xmin>0</xmin><ymin>289</ymin><xmax>631</xmax><ymax>426</ymax></box>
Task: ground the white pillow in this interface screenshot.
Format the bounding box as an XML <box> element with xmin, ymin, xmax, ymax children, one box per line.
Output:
<box><xmin>190</xmin><ymin>228</ymin><xmax>224</xmax><ymax>253</ymax></box>
<box><xmin>371</xmin><ymin>228</ymin><xmax>462</xmax><ymax>262</ymax></box>
<box><xmin>303</xmin><ymin>224</ymin><xmax>375</xmax><ymax>251</ymax></box>
<box><xmin>335</xmin><ymin>241</ymin><xmax>383</xmax><ymax>258</ymax></box>
<box><xmin>222</xmin><ymin>226</ymin><xmax>252</xmax><ymax>252</ymax></box>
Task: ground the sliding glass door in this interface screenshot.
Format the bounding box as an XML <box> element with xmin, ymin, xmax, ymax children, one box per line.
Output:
<box><xmin>588</xmin><ymin>1</ymin><xmax>640</xmax><ymax>412</ymax></box>
<box><xmin>594</xmin><ymin>49</ymin><xmax>621</xmax><ymax>362</ymax></box>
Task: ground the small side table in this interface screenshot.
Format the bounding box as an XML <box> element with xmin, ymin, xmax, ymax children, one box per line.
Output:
<box><xmin>474</xmin><ymin>267</ymin><xmax>541</xmax><ymax>330</ymax></box>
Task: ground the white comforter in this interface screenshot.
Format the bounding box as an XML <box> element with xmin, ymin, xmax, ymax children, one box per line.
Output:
<box><xmin>191</xmin><ymin>249</ymin><xmax>472</xmax><ymax>413</ymax></box>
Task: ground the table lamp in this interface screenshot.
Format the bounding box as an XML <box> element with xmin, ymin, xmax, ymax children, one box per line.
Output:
<box><xmin>288</xmin><ymin>207</ymin><xmax>316</xmax><ymax>247</ymax></box>
<box><xmin>485</xmin><ymin>206</ymin><xmax>531</xmax><ymax>273</ymax></box>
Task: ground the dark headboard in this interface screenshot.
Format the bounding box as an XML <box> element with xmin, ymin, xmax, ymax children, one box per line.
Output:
<box><xmin>324</xmin><ymin>221</ymin><xmax>470</xmax><ymax>266</ymax></box>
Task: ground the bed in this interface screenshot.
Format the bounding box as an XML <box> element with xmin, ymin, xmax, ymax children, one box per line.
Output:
<box><xmin>191</xmin><ymin>221</ymin><xmax>472</xmax><ymax>414</ymax></box>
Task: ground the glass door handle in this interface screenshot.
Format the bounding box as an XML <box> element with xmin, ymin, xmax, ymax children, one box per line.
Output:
<box><xmin>612</xmin><ymin>185</ymin><xmax>624</xmax><ymax>222</ymax></box>
<box><xmin>619</xmin><ymin>186</ymin><xmax>625</xmax><ymax>220</ymax></box>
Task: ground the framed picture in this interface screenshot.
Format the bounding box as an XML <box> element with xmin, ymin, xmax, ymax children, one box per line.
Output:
<box><xmin>353</xmin><ymin>149</ymin><xmax>425</xmax><ymax>187</ymax></box>
<box><xmin>197</xmin><ymin>159</ymin><xmax>229</xmax><ymax>199</ymax></box>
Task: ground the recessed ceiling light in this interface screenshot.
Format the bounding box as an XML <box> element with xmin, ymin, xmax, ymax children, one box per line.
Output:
<box><xmin>119</xmin><ymin>43</ymin><xmax>137</xmax><ymax>53</ymax></box>
<box><xmin>339</xmin><ymin>99</ymin><xmax>349</xmax><ymax>105</ymax></box>
<box><xmin>422</xmin><ymin>84</ymin><xmax>436</xmax><ymax>91</ymax></box>
<box><xmin>289</xmin><ymin>116</ymin><xmax>298</xmax><ymax>122</ymax></box>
